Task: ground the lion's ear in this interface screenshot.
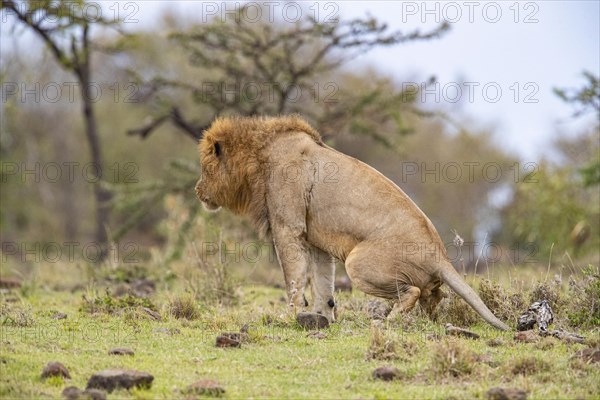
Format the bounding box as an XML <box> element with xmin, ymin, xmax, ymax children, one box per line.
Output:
<box><xmin>214</xmin><ymin>142</ymin><xmax>222</xmax><ymax>157</ymax></box>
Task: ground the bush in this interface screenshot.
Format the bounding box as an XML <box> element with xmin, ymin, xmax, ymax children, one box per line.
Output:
<box><xmin>80</xmin><ymin>289</ymin><xmax>156</xmax><ymax>314</ymax></box>
<box><xmin>430</xmin><ymin>339</ymin><xmax>476</xmax><ymax>377</ymax></box>
<box><xmin>168</xmin><ymin>293</ymin><xmax>200</xmax><ymax>320</ymax></box>
<box><xmin>567</xmin><ymin>265</ymin><xmax>600</xmax><ymax>328</ymax></box>
<box><xmin>479</xmin><ymin>279</ymin><xmax>526</xmax><ymax>323</ymax></box>
<box><xmin>365</xmin><ymin>323</ymin><xmax>398</xmax><ymax>361</ymax></box>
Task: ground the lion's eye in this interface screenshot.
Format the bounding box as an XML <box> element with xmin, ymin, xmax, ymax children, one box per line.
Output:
<box><xmin>214</xmin><ymin>142</ymin><xmax>221</xmax><ymax>157</ymax></box>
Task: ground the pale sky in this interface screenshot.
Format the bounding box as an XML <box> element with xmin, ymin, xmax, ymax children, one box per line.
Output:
<box><xmin>2</xmin><ymin>1</ymin><xmax>599</xmax><ymax>161</ymax></box>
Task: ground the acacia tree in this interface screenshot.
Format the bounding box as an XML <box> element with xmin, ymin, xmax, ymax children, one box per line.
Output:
<box><xmin>2</xmin><ymin>0</ymin><xmax>119</xmax><ymax>253</ymax></box>
<box><xmin>128</xmin><ymin>7</ymin><xmax>449</xmax><ymax>144</ymax></box>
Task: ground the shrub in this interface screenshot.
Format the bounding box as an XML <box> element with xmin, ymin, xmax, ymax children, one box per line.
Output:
<box><xmin>80</xmin><ymin>289</ymin><xmax>156</xmax><ymax>314</ymax></box>
<box><xmin>168</xmin><ymin>293</ymin><xmax>200</xmax><ymax>320</ymax></box>
<box><xmin>510</xmin><ymin>356</ymin><xmax>551</xmax><ymax>376</ymax></box>
<box><xmin>430</xmin><ymin>339</ymin><xmax>476</xmax><ymax>377</ymax></box>
<box><xmin>366</xmin><ymin>323</ymin><xmax>398</xmax><ymax>361</ymax></box>
<box><xmin>567</xmin><ymin>265</ymin><xmax>600</xmax><ymax>328</ymax></box>
<box><xmin>479</xmin><ymin>279</ymin><xmax>525</xmax><ymax>323</ymax></box>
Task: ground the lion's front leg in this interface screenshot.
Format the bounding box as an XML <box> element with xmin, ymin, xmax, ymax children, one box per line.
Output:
<box><xmin>272</xmin><ymin>227</ymin><xmax>311</xmax><ymax>314</ymax></box>
<box><xmin>308</xmin><ymin>245</ymin><xmax>336</xmax><ymax>322</ymax></box>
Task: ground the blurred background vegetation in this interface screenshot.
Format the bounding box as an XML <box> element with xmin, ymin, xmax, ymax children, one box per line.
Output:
<box><xmin>1</xmin><ymin>1</ymin><xmax>598</xmax><ymax>288</ymax></box>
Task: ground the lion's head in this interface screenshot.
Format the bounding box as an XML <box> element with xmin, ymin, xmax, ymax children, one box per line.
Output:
<box><xmin>195</xmin><ymin>115</ymin><xmax>322</xmax><ymax>236</ymax></box>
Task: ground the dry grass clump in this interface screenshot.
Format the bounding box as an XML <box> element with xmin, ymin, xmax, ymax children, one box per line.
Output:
<box><xmin>167</xmin><ymin>292</ymin><xmax>200</xmax><ymax>320</ymax></box>
<box><xmin>366</xmin><ymin>323</ymin><xmax>398</xmax><ymax>361</ymax></box>
<box><xmin>435</xmin><ymin>291</ymin><xmax>479</xmax><ymax>327</ymax></box>
<box><xmin>479</xmin><ymin>279</ymin><xmax>526</xmax><ymax>322</ymax></box>
<box><xmin>80</xmin><ymin>288</ymin><xmax>157</xmax><ymax>315</ymax></box>
<box><xmin>430</xmin><ymin>339</ymin><xmax>477</xmax><ymax>378</ymax></box>
<box><xmin>0</xmin><ymin>303</ymin><xmax>35</xmax><ymax>327</ymax></box>
<box><xmin>530</xmin><ymin>280</ymin><xmax>564</xmax><ymax>312</ymax></box>
<box><xmin>509</xmin><ymin>356</ymin><xmax>551</xmax><ymax>376</ymax></box>
<box><xmin>566</xmin><ymin>265</ymin><xmax>600</xmax><ymax>328</ymax></box>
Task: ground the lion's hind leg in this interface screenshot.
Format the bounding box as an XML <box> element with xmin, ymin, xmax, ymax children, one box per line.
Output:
<box><xmin>387</xmin><ymin>285</ymin><xmax>421</xmax><ymax>320</ymax></box>
<box><xmin>419</xmin><ymin>287</ymin><xmax>445</xmax><ymax>320</ymax></box>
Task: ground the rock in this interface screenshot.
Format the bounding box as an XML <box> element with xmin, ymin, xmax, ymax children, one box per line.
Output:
<box><xmin>61</xmin><ymin>386</ymin><xmax>81</xmax><ymax>400</ymax></box>
<box><xmin>426</xmin><ymin>333</ymin><xmax>442</xmax><ymax>341</ymax></box>
<box><xmin>185</xmin><ymin>379</ymin><xmax>225</xmax><ymax>396</ymax></box>
<box><xmin>546</xmin><ymin>329</ymin><xmax>585</xmax><ymax>344</ymax></box>
<box><xmin>334</xmin><ymin>276</ymin><xmax>352</xmax><ymax>292</ymax></box>
<box><xmin>296</xmin><ymin>312</ymin><xmax>330</xmax><ymax>330</ymax></box>
<box><xmin>514</xmin><ymin>330</ymin><xmax>539</xmax><ymax>343</ymax></box>
<box><xmin>51</xmin><ymin>312</ymin><xmax>67</xmax><ymax>320</ymax></box>
<box><xmin>62</xmin><ymin>386</ymin><xmax>107</xmax><ymax>400</ymax></box>
<box><xmin>0</xmin><ymin>278</ymin><xmax>21</xmax><ymax>289</ymax></box>
<box><xmin>130</xmin><ymin>279</ymin><xmax>155</xmax><ymax>297</ymax></box>
<box><xmin>476</xmin><ymin>354</ymin><xmax>499</xmax><ymax>367</ymax></box>
<box><xmin>82</xmin><ymin>389</ymin><xmax>107</xmax><ymax>400</ymax></box>
<box><xmin>152</xmin><ymin>327</ymin><xmax>179</xmax><ymax>336</ymax></box>
<box><xmin>108</xmin><ymin>348</ymin><xmax>134</xmax><ymax>356</ymax></box>
<box><xmin>216</xmin><ymin>334</ymin><xmax>241</xmax><ymax>348</ymax></box>
<box><xmin>572</xmin><ymin>348</ymin><xmax>600</xmax><ymax>363</ymax></box>
<box><xmin>307</xmin><ymin>331</ymin><xmax>327</xmax><ymax>339</ymax></box>
<box><xmin>366</xmin><ymin>300</ymin><xmax>392</xmax><ymax>320</ymax></box>
<box><xmin>41</xmin><ymin>361</ymin><xmax>71</xmax><ymax>379</ymax></box>
<box><xmin>445</xmin><ymin>323</ymin><xmax>480</xmax><ymax>339</ymax></box>
<box><xmin>486</xmin><ymin>387</ymin><xmax>527</xmax><ymax>400</ymax></box>
<box><xmin>142</xmin><ymin>307</ymin><xmax>161</xmax><ymax>321</ymax></box>
<box><xmin>86</xmin><ymin>369</ymin><xmax>153</xmax><ymax>393</ymax></box>
<box><xmin>487</xmin><ymin>338</ymin><xmax>505</xmax><ymax>347</ymax></box>
<box><xmin>372</xmin><ymin>366</ymin><xmax>401</xmax><ymax>381</ymax></box>
<box><xmin>62</xmin><ymin>386</ymin><xmax>106</xmax><ymax>400</ymax></box>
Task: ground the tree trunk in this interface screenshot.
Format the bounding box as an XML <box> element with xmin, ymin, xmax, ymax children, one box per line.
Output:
<box><xmin>78</xmin><ymin>59</ymin><xmax>110</xmax><ymax>257</ymax></box>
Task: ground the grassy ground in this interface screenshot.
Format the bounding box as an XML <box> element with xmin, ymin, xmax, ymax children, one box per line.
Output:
<box><xmin>1</xmin><ymin>263</ymin><xmax>599</xmax><ymax>399</ymax></box>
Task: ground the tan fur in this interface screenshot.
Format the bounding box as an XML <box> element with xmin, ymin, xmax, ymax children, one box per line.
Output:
<box><xmin>195</xmin><ymin>115</ymin><xmax>509</xmax><ymax>330</ymax></box>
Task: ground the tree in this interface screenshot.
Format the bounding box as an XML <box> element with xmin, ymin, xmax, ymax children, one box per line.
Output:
<box><xmin>127</xmin><ymin>5</ymin><xmax>449</xmax><ymax>143</ymax></box>
<box><xmin>2</xmin><ymin>0</ymin><xmax>120</xmax><ymax>254</ymax></box>
<box><xmin>554</xmin><ymin>71</ymin><xmax>600</xmax><ymax>187</ymax></box>
<box><xmin>494</xmin><ymin>72</ymin><xmax>600</xmax><ymax>260</ymax></box>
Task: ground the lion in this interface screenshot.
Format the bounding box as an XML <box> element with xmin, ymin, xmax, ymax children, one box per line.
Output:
<box><xmin>195</xmin><ymin>115</ymin><xmax>509</xmax><ymax>330</ymax></box>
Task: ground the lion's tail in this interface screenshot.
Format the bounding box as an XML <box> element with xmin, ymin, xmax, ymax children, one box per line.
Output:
<box><xmin>439</xmin><ymin>263</ymin><xmax>510</xmax><ymax>331</ymax></box>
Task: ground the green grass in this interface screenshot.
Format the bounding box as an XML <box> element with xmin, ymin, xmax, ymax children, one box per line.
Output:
<box><xmin>1</xmin><ymin>281</ymin><xmax>599</xmax><ymax>399</ymax></box>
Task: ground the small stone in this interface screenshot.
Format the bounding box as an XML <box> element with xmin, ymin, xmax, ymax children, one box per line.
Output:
<box><xmin>86</xmin><ymin>369</ymin><xmax>153</xmax><ymax>393</ymax></box>
<box><xmin>51</xmin><ymin>312</ymin><xmax>67</xmax><ymax>320</ymax></box>
<box><xmin>108</xmin><ymin>348</ymin><xmax>134</xmax><ymax>356</ymax></box>
<box><xmin>41</xmin><ymin>361</ymin><xmax>71</xmax><ymax>380</ymax></box>
<box><xmin>152</xmin><ymin>327</ymin><xmax>179</xmax><ymax>335</ymax></box>
<box><xmin>514</xmin><ymin>330</ymin><xmax>539</xmax><ymax>343</ymax></box>
<box><xmin>487</xmin><ymin>338</ymin><xmax>505</xmax><ymax>347</ymax></box>
<box><xmin>142</xmin><ymin>307</ymin><xmax>161</xmax><ymax>321</ymax></box>
<box><xmin>445</xmin><ymin>323</ymin><xmax>480</xmax><ymax>339</ymax></box>
<box><xmin>0</xmin><ymin>278</ymin><xmax>21</xmax><ymax>289</ymax></box>
<box><xmin>372</xmin><ymin>366</ymin><xmax>401</xmax><ymax>381</ymax></box>
<box><xmin>476</xmin><ymin>354</ymin><xmax>499</xmax><ymax>367</ymax></box>
<box><xmin>486</xmin><ymin>387</ymin><xmax>528</xmax><ymax>400</ymax></box>
<box><xmin>185</xmin><ymin>379</ymin><xmax>225</xmax><ymax>396</ymax></box>
<box><xmin>216</xmin><ymin>334</ymin><xmax>241</xmax><ymax>348</ymax></box>
<box><xmin>334</xmin><ymin>276</ymin><xmax>352</xmax><ymax>292</ymax></box>
<box><xmin>546</xmin><ymin>329</ymin><xmax>586</xmax><ymax>344</ymax></box>
<box><xmin>426</xmin><ymin>333</ymin><xmax>442</xmax><ymax>341</ymax></box>
<box><xmin>572</xmin><ymin>348</ymin><xmax>600</xmax><ymax>363</ymax></box>
<box><xmin>62</xmin><ymin>387</ymin><xmax>107</xmax><ymax>400</ymax></box>
<box><xmin>83</xmin><ymin>389</ymin><xmax>107</xmax><ymax>400</ymax></box>
<box><xmin>296</xmin><ymin>312</ymin><xmax>330</xmax><ymax>330</ymax></box>
<box><xmin>62</xmin><ymin>386</ymin><xmax>81</xmax><ymax>400</ymax></box>
<box><xmin>131</xmin><ymin>279</ymin><xmax>155</xmax><ymax>297</ymax></box>
<box><xmin>307</xmin><ymin>331</ymin><xmax>327</xmax><ymax>339</ymax></box>
<box><xmin>366</xmin><ymin>300</ymin><xmax>392</xmax><ymax>320</ymax></box>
